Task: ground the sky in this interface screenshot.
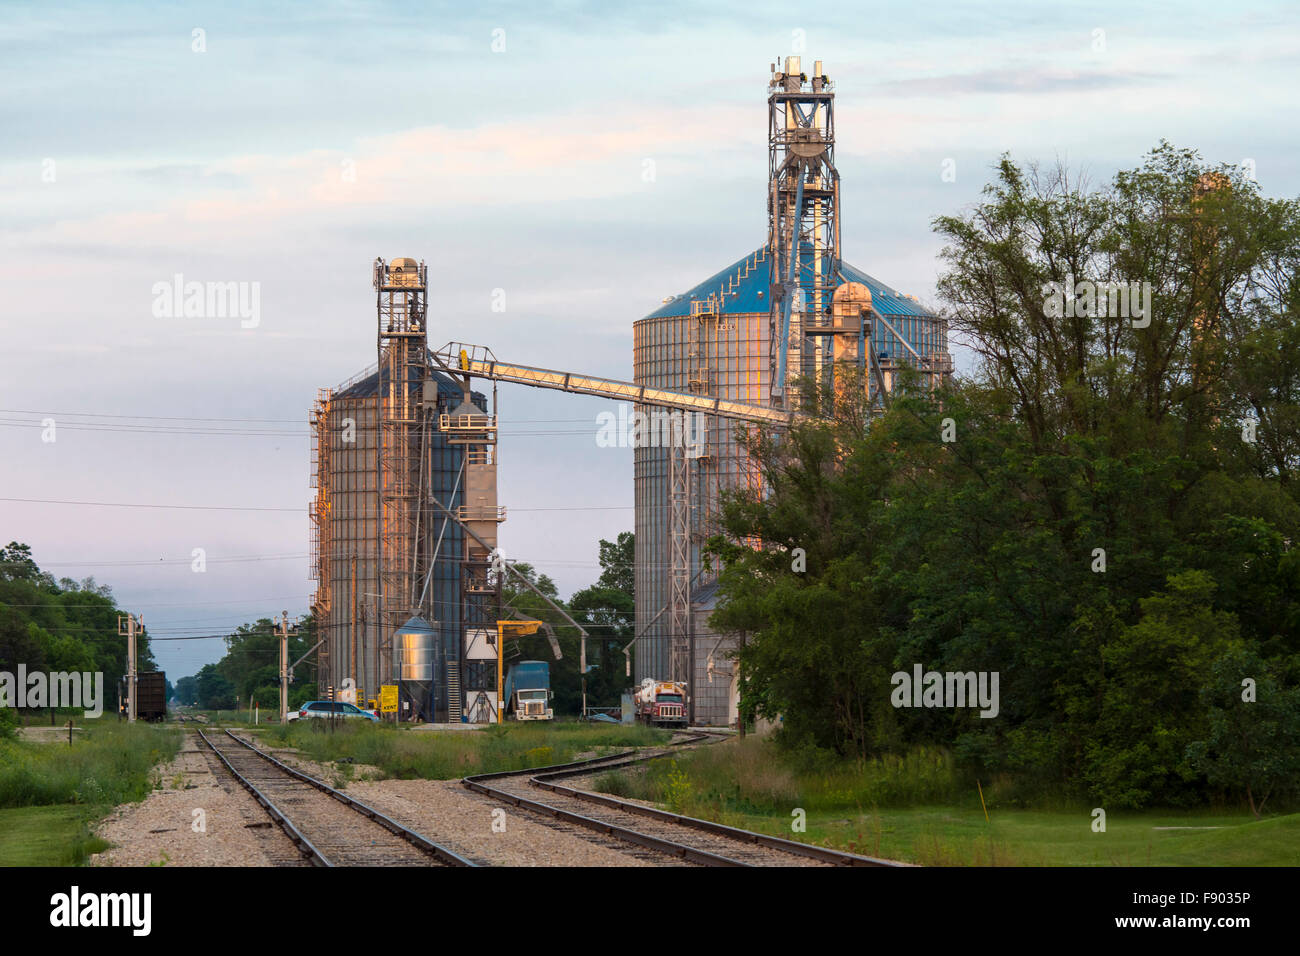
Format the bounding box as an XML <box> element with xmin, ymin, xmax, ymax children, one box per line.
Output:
<box><xmin>2</xmin><ymin>0</ymin><xmax>1298</xmax><ymax>679</ymax></box>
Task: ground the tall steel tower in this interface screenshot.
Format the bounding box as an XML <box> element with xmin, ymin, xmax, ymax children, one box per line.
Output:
<box><xmin>767</xmin><ymin>56</ymin><xmax>840</xmax><ymax>406</ymax></box>
<box><xmin>374</xmin><ymin>256</ymin><xmax>430</xmax><ymax>690</ymax></box>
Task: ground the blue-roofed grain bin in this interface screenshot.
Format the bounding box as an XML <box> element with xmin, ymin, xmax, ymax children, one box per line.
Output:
<box><xmin>632</xmin><ymin>57</ymin><xmax>952</xmax><ymax>728</ymax></box>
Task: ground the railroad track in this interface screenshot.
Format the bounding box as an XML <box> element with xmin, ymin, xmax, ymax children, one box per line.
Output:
<box><xmin>197</xmin><ymin>728</ymin><xmax>475</xmax><ymax>868</ymax></box>
<box><xmin>463</xmin><ymin>731</ymin><xmax>901</xmax><ymax>867</ymax></box>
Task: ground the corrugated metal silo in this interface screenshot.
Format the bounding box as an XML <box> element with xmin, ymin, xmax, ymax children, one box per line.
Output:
<box><xmin>633</xmin><ymin>246</ymin><xmax>949</xmax><ymax>727</ymax></box>
<box><xmin>312</xmin><ymin>364</ymin><xmax>486</xmax><ymax>720</ymax></box>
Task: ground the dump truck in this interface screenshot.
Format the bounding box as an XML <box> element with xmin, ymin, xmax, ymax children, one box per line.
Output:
<box><xmin>632</xmin><ymin>678</ymin><xmax>687</xmax><ymax>727</ymax></box>
<box><xmin>504</xmin><ymin>661</ymin><xmax>553</xmax><ymax>720</ymax></box>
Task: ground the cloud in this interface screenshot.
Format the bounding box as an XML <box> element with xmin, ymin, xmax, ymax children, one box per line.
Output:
<box><xmin>130</xmin><ymin>164</ymin><xmax>247</xmax><ymax>189</ymax></box>
<box><xmin>7</xmin><ymin>101</ymin><xmax>759</xmax><ymax>253</ymax></box>
<box><xmin>872</xmin><ymin>66</ymin><xmax>1165</xmax><ymax>97</ymax></box>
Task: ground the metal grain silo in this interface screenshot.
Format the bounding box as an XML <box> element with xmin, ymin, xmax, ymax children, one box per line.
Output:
<box><xmin>633</xmin><ymin>246</ymin><xmax>949</xmax><ymax>727</ymax></box>
<box><xmin>395</xmin><ymin>615</ymin><xmax>436</xmax><ymax>721</ymax></box>
<box><xmin>311</xmin><ymin>361</ymin><xmax>487</xmax><ymax>721</ymax></box>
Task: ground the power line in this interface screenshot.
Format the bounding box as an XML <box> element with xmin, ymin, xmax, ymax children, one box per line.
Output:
<box><xmin>1</xmin><ymin>408</ymin><xmax>601</xmax><ymax>425</ymax></box>
<box><xmin>0</xmin><ymin>497</ymin><xmax>301</xmax><ymax>513</ymax></box>
<box><xmin>0</xmin><ymin>421</ymin><xmax>619</xmax><ymax>440</ymax></box>
<box><xmin>2</xmin><ymin>553</ymin><xmax>307</xmax><ymax>568</ymax></box>
<box><xmin>0</xmin><ymin>595</ymin><xmax>310</xmax><ymax>608</ymax></box>
<box><xmin>0</xmin><ymin>408</ymin><xmax>304</xmax><ymax>424</ymax></box>
<box><xmin>0</xmin><ymin>497</ymin><xmax>631</xmax><ymax>512</ymax></box>
<box><xmin>0</xmin><ymin>420</ymin><xmax>303</xmax><ymax>438</ymax></box>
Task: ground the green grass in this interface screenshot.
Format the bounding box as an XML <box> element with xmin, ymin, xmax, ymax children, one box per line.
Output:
<box><xmin>607</xmin><ymin>735</ymin><xmax>968</xmax><ymax>813</ymax></box>
<box><xmin>589</xmin><ymin>735</ymin><xmax>1295</xmax><ymax>866</ymax></box>
<box><xmin>0</xmin><ymin>806</ymin><xmax>111</xmax><ymax>866</ymax></box>
<box><xmin>0</xmin><ymin>720</ymin><xmax>180</xmax><ymax>809</ymax></box>
<box><xmin>0</xmin><ymin>720</ymin><xmax>180</xmax><ymax>865</ymax></box>
<box><xmin>705</xmin><ymin>804</ymin><xmax>1298</xmax><ymax>866</ymax></box>
<box><xmin>256</xmin><ymin>719</ymin><xmax>670</xmax><ymax>780</ymax></box>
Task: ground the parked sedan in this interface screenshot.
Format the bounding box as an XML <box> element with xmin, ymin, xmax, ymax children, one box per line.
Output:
<box><xmin>295</xmin><ymin>700</ymin><xmax>379</xmax><ymax>722</ymax></box>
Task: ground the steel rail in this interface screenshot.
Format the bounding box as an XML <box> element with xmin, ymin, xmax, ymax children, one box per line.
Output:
<box><xmin>463</xmin><ymin>732</ymin><xmax>901</xmax><ymax>867</ymax></box>
<box><xmin>196</xmin><ymin>727</ymin><xmax>331</xmax><ymax>866</ymax></box>
<box><xmin>200</xmin><ymin>729</ymin><xmax>476</xmax><ymax>867</ymax></box>
<box><xmin>464</xmin><ymin>737</ymin><xmax>744</xmax><ymax>866</ymax></box>
<box><xmin>532</xmin><ymin>766</ymin><xmax>898</xmax><ymax>867</ymax></box>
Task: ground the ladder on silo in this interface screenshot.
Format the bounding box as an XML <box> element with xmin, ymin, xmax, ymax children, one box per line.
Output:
<box><xmin>446</xmin><ymin>661</ymin><xmax>462</xmax><ymax>722</ymax></box>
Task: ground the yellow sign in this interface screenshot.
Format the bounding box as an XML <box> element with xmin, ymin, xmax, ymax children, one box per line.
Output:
<box><xmin>380</xmin><ymin>685</ymin><xmax>399</xmax><ymax>714</ymax></box>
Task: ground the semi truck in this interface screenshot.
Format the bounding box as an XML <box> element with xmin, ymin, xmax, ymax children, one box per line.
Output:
<box><xmin>632</xmin><ymin>679</ymin><xmax>687</xmax><ymax>727</ymax></box>
<box><xmin>504</xmin><ymin>661</ymin><xmax>553</xmax><ymax>720</ymax></box>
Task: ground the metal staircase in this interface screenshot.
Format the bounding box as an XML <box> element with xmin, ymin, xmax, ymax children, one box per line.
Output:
<box><xmin>446</xmin><ymin>660</ymin><xmax>462</xmax><ymax>722</ymax></box>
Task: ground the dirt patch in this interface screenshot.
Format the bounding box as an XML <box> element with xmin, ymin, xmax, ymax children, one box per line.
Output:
<box><xmin>16</xmin><ymin>725</ymin><xmax>86</xmax><ymax>744</ymax></box>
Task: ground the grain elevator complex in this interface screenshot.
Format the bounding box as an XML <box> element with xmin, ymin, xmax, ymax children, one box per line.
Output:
<box><xmin>310</xmin><ymin>57</ymin><xmax>951</xmax><ymax>726</ymax></box>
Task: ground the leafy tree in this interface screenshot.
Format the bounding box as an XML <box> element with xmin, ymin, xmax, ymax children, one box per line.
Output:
<box><xmin>0</xmin><ymin>542</ymin><xmax>44</xmax><ymax>583</ymax></box>
<box><xmin>0</xmin><ymin>545</ymin><xmax>152</xmax><ymax>696</ymax></box>
<box><xmin>1186</xmin><ymin>649</ymin><xmax>1300</xmax><ymax>818</ymax></box>
<box><xmin>0</xmin><ymin>608</ymin><xmax>47</xmax><ymax>681</ymax></box>
<box><xmin>705</xmin><ymin>144</ymin><xmax>1300</xmax><ymax>808</ymax></box>
<box><xmin>290</xmin><ymin>682</ymin><xmax>317</xmax><ymax>709</ymax></box>
<box><xmin>195</xmin><ymin>664</ymin><xmax>236</xmax><ymax>710</ymax></box>
<box><xmin>570</xmin><ymin>532</ymin><xmax>636</xmax><ymax>707</ymax></box>
<box><xmin>493</xmin><ymin>541</ymin><xmax>636</xmax><ymax>714</ymax></box>
<box><xmin>174</xmin><ymin>675</ymin><xmax>198</xmax><ymax>706</ymax></box>
<box><xmin>1086</xmin><ymin>572</ymin><xmax>1240</xmax><ymax>807</ymax></box>
<box><xmin>212</xmin><ymin>616</ymin><xmax>314</xmax><ymax>703</ymax></box>
<box><xmin>40</xmin><ymin>631</ymin><xmax>97</xmax><ymax>675</ymax></box>
<box><xmin>596</xmin><ymin>532</ymin><xmax>634</xmax><ymax>595</ymax></box>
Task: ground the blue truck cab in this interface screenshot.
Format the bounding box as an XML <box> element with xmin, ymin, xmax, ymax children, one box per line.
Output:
<box><xmin>504</xmin><ymin>660</ymin><xmax>553</xmax><ymax>720</ymax></box>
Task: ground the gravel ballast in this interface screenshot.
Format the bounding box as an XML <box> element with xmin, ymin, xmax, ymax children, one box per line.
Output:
<box><xmin>91</xmin><ymin>739</ymin><xmax>303</xmax><ymax>867</ymax></box>
<box><xmin>92</xmin><ymin>732</ymin><xmax>659</xmax><ymax>867</ymax></box>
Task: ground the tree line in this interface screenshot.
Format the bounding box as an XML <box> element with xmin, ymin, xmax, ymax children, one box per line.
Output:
<box><xmin>0</xmin><ymin>542</ymin><xmax>158</xmax><ymax>726</ymax></box>
<box><xmin>709</xmin><ymin>143</ymin><xmax>1300</xmax><ymax>812</ymax></box>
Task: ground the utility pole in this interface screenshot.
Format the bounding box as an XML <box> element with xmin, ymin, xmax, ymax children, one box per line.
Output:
<box><xmin>368</xmin><ymin>602</ymin><xmax>378</xmax><ymax>705</ymax></box>
<box><xmin>277</xmin><ymin>611</ymin><xmax>290</xmax><ymax>725</ymax></box>
<box><xmin>118</xmin><ymin>613</ymin><xmax>140</xmax><ymax>722</ymax></box>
